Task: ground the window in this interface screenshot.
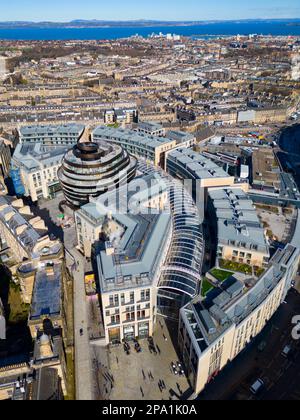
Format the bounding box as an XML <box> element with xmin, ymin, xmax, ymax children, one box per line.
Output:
<box><xmin>126</xmin><ymin>312</ymin><xmax>135</xmax><ymax>322</ymax></box>
<box><xmin>137</xmin><ymin>310</ymin><xmax>146</xmax><ymax>320</ymax></box>
<box><xmin>141</xmin><ymin>289</ymin><xmax>150</xmax><ymax>301</ymax></box>
<box><xmin>111</xmin><ymin>315</ymin><xmax>120</xmax><ymax>325</ymax></box>
<box><xmin>121</xmin><ymin>293</ymin><xmax>125</xmax><ymax>305</ymax></box>
<box><xmin>109</xmin><ymin>295</ymin><xmax>119</xmax><ymax>307</ymax></box>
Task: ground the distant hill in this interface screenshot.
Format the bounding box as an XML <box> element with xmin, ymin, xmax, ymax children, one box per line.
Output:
<box><xmin>0</xmin><ymin>18</ymin><xmax>300</xmax><ymax>29</ymax></box>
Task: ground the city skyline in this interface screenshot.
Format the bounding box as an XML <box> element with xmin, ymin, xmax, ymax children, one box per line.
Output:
<box><xmin>1</xmin><ymin>0</ymin><xmax>300</xmax><ymax>22</ymax></box>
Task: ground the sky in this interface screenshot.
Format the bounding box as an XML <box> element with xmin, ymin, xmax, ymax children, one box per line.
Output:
<box><xmin>1</xmin><ymin>0</ymin><xmax>300</xmax><ymax>22</ymax></box>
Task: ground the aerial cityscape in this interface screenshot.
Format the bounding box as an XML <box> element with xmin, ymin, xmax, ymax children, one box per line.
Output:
<box><xmin>1</xmin><ymin>0</ymin><xmax>300</xmax><ymax>405</ymax></box>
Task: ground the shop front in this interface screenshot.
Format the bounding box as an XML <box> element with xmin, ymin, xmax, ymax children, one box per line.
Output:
<box><xmin>138</xmin><ymin>322</ymin><xmax>149</xmax><ymax>339</ymax></box>
<box><xmin>123</xmin><ymin>325</ymin><xmax>135</xmax><ymax>341</ymax></box>
<box><xmin>108</xmin><ymin>327</ymin><xmax>121</xmax><ymax>345</ymax></box>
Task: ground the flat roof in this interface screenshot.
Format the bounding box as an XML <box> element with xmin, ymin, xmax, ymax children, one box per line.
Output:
<box><xmin>138</xmin><ymin>122</ymin><xmax>164</xmax><ymax>131</ymax></box>
<box><xmin>167</xmin><ymin>130</ymin><xmax>195</xmax><ymax>143</ymax></box>
<box><xmin>12</xmin><ymin>143</ymin><xmax>68</xmax><ymax>171</ymax></box>
<box><xmin>30</xmin><ymin>263</ymin><xmax>62</xmax><ymax>320</ymax></box>
<box><xmin>97</xmin><ymin>211</ymin><xmax>171</xmax><ymax>292</ymax></box>
<box><xmin>19</xmin><ymin>123</ymin><xmax>85</xmax><ymax>137</ymax></box>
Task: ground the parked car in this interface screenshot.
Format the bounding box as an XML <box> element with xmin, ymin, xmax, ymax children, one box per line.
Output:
<box><xmin>250</xmin><ymin>379</ymin><xmax>264</xmax><ymax>395</ymax></box>
<box><xmin>281</xmin><ymin>345</ymin><xmax>292</xmax><ymax>358</ymax></box>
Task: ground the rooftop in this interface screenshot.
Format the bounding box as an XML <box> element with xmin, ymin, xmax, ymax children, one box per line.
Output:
<box><xmin>19</xmin><ymin>123</ymin><xmax>85</xmax><ymax>138</ymax></box>
<box><xmin>0</xmin><ymin>196</ymin><xmax>44</xmax><ymax>255</ymax></box>
<box><xmin>30</xmin><ymin>263</ymin><xmax>62</xmax><ymax>321</ymax></box>
<box><xmin>12</xmin><ymin>143</ymin><xmax>69</xmax><ymax>172</ymax></box>
<box><xmin>138</xmin><ymin>121</ymin><xmax>164</xmax><ymax>132</ymax></box>
<box><xmin>97</xmin><ymin>211</ymin><xmax>171</xmax><ymax>292</ymax></box>
<box><xmin>167</xmin><ymin>148</ymin><xmax>232</xmax><ymax>180</ymax></box>
<box><xmin>166</xmin><ymin>130</ymin><xmax>195</xmax><ymax>144</ymax></box>
<box><xmin>209</xmin><ymin>188</ymin><xmax>269</xmax><ymax>253</ymax></box>
<box><xmin>183</xmin><ymin>244</ymin><xmax>299</xmax><ymax>353</ymax></box>
<box><xmin>93</xmin><ymin>126</ymin><xmax>175</xmax><ymax>150</ymax></box>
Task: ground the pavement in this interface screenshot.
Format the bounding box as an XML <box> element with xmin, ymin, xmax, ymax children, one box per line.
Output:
<box><xmin>32</xmin><ymin>194</ymin><xmax>78</xmax><ymax>249</ymax></box>
<box><xmin>66</xmin><ymin>248</ymin><xmax>94</xmax><ymax>401</ymax></box>
<box><xmin>96</xmin><ymin>316</ymin><xmax>192</xmax><ymax>401</ymax></box>
<box><xmin>256</xmin><ymin>208</ymin><xmax>293</xmax><ymax>242</ymax></box>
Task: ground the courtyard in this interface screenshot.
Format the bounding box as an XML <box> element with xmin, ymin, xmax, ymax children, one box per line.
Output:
<box><xmin>256</xmin><ymin>206</ymin><xmax>296</xmax><ymax>243</ymax></box>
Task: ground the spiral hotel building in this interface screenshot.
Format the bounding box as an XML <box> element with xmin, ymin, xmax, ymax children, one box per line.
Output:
<box><xmin>58</xmin><ymin>141</ymin><xmax>137</xmax><ymax>208</ymax></box>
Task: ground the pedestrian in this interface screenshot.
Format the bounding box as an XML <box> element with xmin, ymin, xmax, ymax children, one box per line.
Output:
<box><xmin>140</xmin><ymin>387</ymin><xmax>144</xmax><ymax>398</ymax></box>
<box><xmin>142</xmin><ymin>369</ymin><xmax>146</xmax><ymax>380</ymax></box>
<box><xmin>116</xmin><ymin>356</ymin><xmax>119</xmax><ymax>364</ymax></box>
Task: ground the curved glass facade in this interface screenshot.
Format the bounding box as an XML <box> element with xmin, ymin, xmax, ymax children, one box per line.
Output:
<box><xmin>137</xmin><ymin>162</ymin><xmax>205</xmax><ymax>319</ymax></box>
<box><xmin>158</xmin><ymin>180</ymin><xmax>204</xmax><ymax>318</ymax></box>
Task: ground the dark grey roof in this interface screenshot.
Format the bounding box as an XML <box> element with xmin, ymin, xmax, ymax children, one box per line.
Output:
<box><xmin>30</xmin><ymin>264</ymin><xmax>62</xmax><ymax>320</ymax></box>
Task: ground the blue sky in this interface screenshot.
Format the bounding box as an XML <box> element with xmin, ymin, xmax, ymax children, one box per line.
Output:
<box><xmin>2</xmin><ymin>0</ymin><xmax>300</xmax><ymax>22</ymax></box>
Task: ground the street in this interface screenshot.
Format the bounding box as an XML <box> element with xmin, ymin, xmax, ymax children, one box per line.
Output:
<box><xmin>66</xmin><ymin>248</ymin><xmax>94</xmax><ymax>400</ymax></box>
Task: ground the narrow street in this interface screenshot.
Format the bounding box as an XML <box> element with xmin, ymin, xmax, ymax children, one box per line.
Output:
<box><xmin>66</xmin><ymin>248</ymin><xmax>94</xmax><ymax>401</ymax></box>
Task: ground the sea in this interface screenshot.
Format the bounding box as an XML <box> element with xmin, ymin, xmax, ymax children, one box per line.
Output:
<box><xmin>0</xmin><ymin>21</ymin><xmax>300</xmax><ymax>40</ymax></box>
